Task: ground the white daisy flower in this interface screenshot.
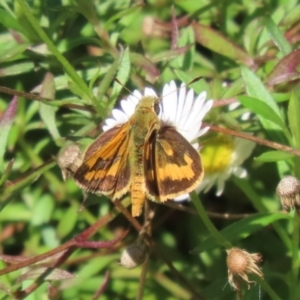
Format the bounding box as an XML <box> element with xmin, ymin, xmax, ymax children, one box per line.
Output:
<box><xmin>196</xmin><ymin>134</ymin><xmax>255</xmax><ymax>196</ymax></box>
<box><xmin>103</xmin><ymin>81</ymin><xmax>214</xmax><ymax>147</ymax></box>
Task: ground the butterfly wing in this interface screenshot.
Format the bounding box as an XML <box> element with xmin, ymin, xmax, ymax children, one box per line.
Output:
<box><xmin>74</xmin><ymin>124</ymin><xmax>131</xmax><ymax>198</ymax></box>
<box><xmin>145</xmin><ymin>125</ymin><xmax>204</xmax><ymax>201</ymax></box>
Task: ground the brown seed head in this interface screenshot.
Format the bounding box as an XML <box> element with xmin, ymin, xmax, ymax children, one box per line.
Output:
<box><xmin>119</xmin><ymin>242</ymin><xmax>147</xmax><ymax>270</ymax></box>
<box><xmin>57</xmin><ymin>144</ymin><xmax>82</xmax><ymax>180</ymax></box>
<box><xmin>276</xmin><ymin>176</ymin><xmax>300</xmax><ymax>213</ymax></box>
<box><xmin>226</xmin><ymin>248</ymin><xmax>263</xmax><ymax>290</ymax></box>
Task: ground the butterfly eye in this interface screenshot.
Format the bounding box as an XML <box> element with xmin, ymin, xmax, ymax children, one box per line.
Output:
<box><xmin>154</xmin><ymin>101</ymin><xmax>160</xmax><ymax>115</ymax></box>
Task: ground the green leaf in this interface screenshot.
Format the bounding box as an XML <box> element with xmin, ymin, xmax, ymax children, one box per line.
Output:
<box><xmin>57</xmin><ymin>202</ymin><xmax>79</xmax><ymax>239</ymax></box>
<box><xmin>130</xmin><ymin>52</ymin><xmax>159</xmax><ymax>79</ymax></box>
<box><xmin>288</xmin><ymin>87</ymin><xmax>300</xmax><ymax>177</ymax></box>
<box><xmin>237</xmin><ymin>95</ymin><xmax>287</xmax><ymax>132</ymax></box>
<box><xmin>16</xmin><ymin>0</ymin><xmax>95</xmax><ymax>108</ymax></box>
<box><xmin>0</xmin><ymin>62</ymin><xmax>34</xmax><ymax>76</ymax></box>
<box><xmin>0</xmin><ymin>42</ymin><xmax>29</xmax><ymax>64</ymax></box>
<box><xmin>255</xmin><ymin>151</ymin><xmax>294</xmax><ymax>162</ymax></box>
<box><xmin>241</xmin><ymin>66</ymin><xmax>286</xmax><ymax>143</ymax></box>
<box><xmin>97</xmin><ymin>50</ymin><xmax>123</xmax><ymax>114</ymax></box>
<box><xmin>31</xmin><ymin>195</ymin><xmax>54</xmax><ymax>226</ymax></box>
<box><xmin>151</xmin><ymin>45</ymin><xmax>192</xmax><ymax>63</ymax></box>
<box><xmin>264</xmin><ymin>17</ymin><xmax>291</xmax><ymax>56</ymax></box>
<box><xmin>111</xmin><ymin>47</ymin><xmax>131</xmax><ymax>99</ymax></box>
<box><xmin>0</xmin><ymin>8</ymin><xmax>23</xmax><ymax>32</ymax></box>
<box><xmin>0</xmin><ymin>160</ymin><xmax>56</xmax><ymax>212</ymax></box>
<box><xmin>39</xmin><ymin>73</ymin><xmax>61</xmax><ymax>140</ymax></box>
<box><xmin>288</xmin><ymin>87</ymin><xmax>300</xmax><ymax>149</ymax></box>
<box><xmin>193</xmin><ymin>22</ymin><xmax>253</xmax><ymax>66</ymax></box>
<box><xmin>191</xmin><ymin>213</ymin><xmax>289</xmax><ymax>253</ymax></box>
<box><xmin>0</xmin><ymin>97</ymin><xmax>17</xmax><ymax>173</ymax></box>
<box><xmin>265</xmin><ymin>49</ymin><xmax>300</xmax><ymax>86</ymax></box>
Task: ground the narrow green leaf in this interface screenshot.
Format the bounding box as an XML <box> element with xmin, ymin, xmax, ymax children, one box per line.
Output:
<box><xmin>111</xmin><ymin>47</ymin><xmax>131</xmax><ymax>99</ymax></box>
<box><xmin>0</xmin><ymin>160</ymin><xmax>56</xmax><ymax>212</ymax></box>
<box><xmin>0</xmin><ymin>8</ymin><xmax>23</xmax><ymax>32</ymax></box>
<box><xmin>97</xmin><ymin>50</ymin><xmax>123</xmax><ymax>113</ymax></box>
<box><xmin>0</xmin><ymin>160</ymin><xmax>14</xmax><ymax>187</ymax></box>
<box><xmin>57</xmin><ymin>202</ymin><xmax>79</xmax><ymax>238</ymax></box>
<box><xmin>151</xmin><ymin>45</ymin><xmax>192</xmax><ymax>63</ymax></box>
<box><xmin>265</xmin><ymin>49</ymin><xmax>300</xmax><ymax>86</ymax></box>
<box><xmin>0</xmin><ymin>62</ymin><xmax>34</xmax><ymax>77</ymax></box>
<box><xmin>255</xmin><ymin>151</ymin><xmax>294</xmax><ymax>162</ymax></box>
<box><xmin>237</xmin><ymin>95</ymin><xmax>287</xmax><ymax>132</ymax></box>
<box><xmin>193</xmin><ymin>22</ymin><xmax>253</xmax><ymax>66</ymax></box>
<box><xmin>0</xmin><ymin>97</ymin><xmax>17</xmax><ymax>172</ymax></box>
<box><xmin>288</xmin><ymin>87</ymin><xmax>300</xmax><ymax>177</ymax></box>
<box><xmin>191</xmin><ymin>213</ymin><xmax>288</xmax><ymax>253</ymax></box>
<box><xmin>264</xmin><ymin>17</ymin><xmax>291</xmax><ymax>56</ymax></box>
<box><xmin>16</xmin><ymin>0</ymin><xmax>95</xmax><ymax>108</ymax></box>
<box><xmin>0</xmin><ymin>42</ymin><xmax>29</xmax><ymax>63</ymax></box>
<box><xmin>31</xmin><ymin>195</ymin><xmax>54</xmax><ymax>226</ymax></box>
<box><xmin>241</xmin><ymin>66</ymin><xmax>286</xmax><ymax>142</ymax></box>
<box><xmin>130</xmin><ymin>52</ymin><xmax>160</xmax><ymax>79</ymax></box>
<box><xmin>39</xmin><ymin>73</ymin><xmax>61</xmax><ymax>140</ymax></box>
<box><xmin>288</xmin><ymin>87</ymin><xmax>300</xmax><ymax>149</ymax></box>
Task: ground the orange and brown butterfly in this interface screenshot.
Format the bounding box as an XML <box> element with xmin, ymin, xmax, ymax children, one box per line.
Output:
<box><xmin>73</xmin><ymin>81</ymin><xmax>213</xmax><ymax>217</ymax></box>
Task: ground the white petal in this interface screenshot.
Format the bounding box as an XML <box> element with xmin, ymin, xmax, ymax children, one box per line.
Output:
<box><xmin>182</xmin><ymin>99</ymin><xmax>205</xmax><ymax>131</ymax></box>
<box><xmin>120</xmin><ymin>99</ymin><xmax>135</xmax><ymax>117</ymax></box>
<box><xmin>175</xmin><ymin>84</ymin><xmax>186</xmax><ymax>125</ymax></box>
<box><xmin>216</xmin><ymin>178</ymin><xmax>225</xmax><ymax>196</ymax></box>
<box><xmin>161</xmin><ymin>81</ymin><xmax>177</xmax><ymax>124</ymax></box>
<box><xmin>232</xmin><ymin>139</ymin><xmax>255</xmax><ymax>166</ymax></box>
<box><xmin>144</xmin><ymin>87</ymin><xmax>157</xmax><ymax>97</ymax></box>
<box><xmin>102</xmin><ymin>118</ymin><xmax>118</xmax><ymax>131</ymax></box>
<box><xmin>112</xmin><ymin>108</ymin><xmax>128</xmax><ymax>123</ymax></box>
<box><xmin>197</xmin><ymin>174</ymin><xmax>218</xmax><ymax>194</ymax></box>
<box><xmin>228</xmin><ymin>102</ymin><xmax>240</xmax><ymax>111</ymax></box>
<box><xmin>192</xmin><ymin>142</ymin><xmax>199</xmax><ymax>149</ymax></box>
<box><xmin>196</xmin><ymin>126</ymin><xmax>210</xmax><ymax>138</ymax></box>
<box><xmin>195</xmin><ymin>99</ymin><xmax>213</xmax><ymax>125</ymax></box>
<box><xmin>233</xmin><ymin>166</ymin><xmax>247</xmax><ymax>178</ymax></box>
<box><xmin>241</xmin><ymin>112</ymin><xmax>252</xmax><ymax>121</ymax></box>
<box><xmin>173</xmin><ymin>193</ymin><xmax>190</xmax><ymax>202</ymax></box>
<box><xmin>182</xmin><ymin>126</ymin><xmax>199</xmax><ymax>142</ymax></box>
<box><xmin>178</xmin><ymin>89</ymin><xmax>194</xmax><ymax>128</ymax></box>
<box><xmin>131</xmin><ymin>90</ymin><xmax>142</xmax><ymax>104</ymax></box>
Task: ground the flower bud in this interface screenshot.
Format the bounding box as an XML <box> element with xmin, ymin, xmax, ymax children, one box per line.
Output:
<box><xmin>276</xmin><ymin>176</ymin><xmax>300</xmax><ymax>213</ymax></box>
<box><xmin>57</xmin><ymin>144</ymin><xmax>82</xmax><ymax>180</ymax></box>
<box><xmin>226</xmin><ymin>248</ymin><xmax>263</xmax><ymax>290</ymax></box>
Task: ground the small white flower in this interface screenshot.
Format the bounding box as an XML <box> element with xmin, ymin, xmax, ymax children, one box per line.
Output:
<box><xmin>196</xmin><ymin>134</ymin><xmax>255</xmax><ymax>196</ymax></box>
<box><xmin>103</xmin><ymin>81</ymin><xmax>213</xmax><ymax>147</ymax></box>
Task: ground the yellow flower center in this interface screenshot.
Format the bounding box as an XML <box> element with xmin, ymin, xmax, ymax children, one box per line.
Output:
<box><xmin>201</xmin><ymin>135</ymin><xmax>234</xmax><ymax>174</ymax></box>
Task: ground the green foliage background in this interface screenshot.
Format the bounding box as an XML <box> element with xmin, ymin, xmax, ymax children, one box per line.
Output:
<box><xmin>0</xmin><ymin>0</ymin><xmax>300</xmax><ymax>299</ymax></box>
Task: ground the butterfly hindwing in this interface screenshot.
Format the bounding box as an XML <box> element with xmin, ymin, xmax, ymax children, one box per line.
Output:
<box><xmin>145</xmin><ymin>125</ymin><xmax>203</xmax><ymax>201</ymax></box>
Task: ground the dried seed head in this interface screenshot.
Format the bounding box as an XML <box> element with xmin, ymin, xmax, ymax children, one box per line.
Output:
<box><xmin>119</xmin><ymin>241</ymin><xmax>147</xmax><ymax>270</ymax></box>
<box><xmin>57</xmin><ymin>144</ymin><xmax>82</xmax><ymax>180</ymax></box>
<box><xmin>226</xmin><ymin>248</ymin><xmax>263</xmax><ymax>290</ymax></box>
<box><xmin>276</xmin><ymin>176</ymin><xmax>300</xmax><ymax>213</ymax></box>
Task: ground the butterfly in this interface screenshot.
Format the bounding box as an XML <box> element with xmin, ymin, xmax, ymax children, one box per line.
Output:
<box><xmin>73</xmin><ymin>86</ymin><xmax>205</xmax><ymax>217</ymax></box>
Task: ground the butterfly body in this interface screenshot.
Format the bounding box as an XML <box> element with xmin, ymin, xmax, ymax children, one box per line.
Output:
<box><xmin>74</xmin><ymin>95</ymin><xmax>204</xmax><ymax>217</ymax></box>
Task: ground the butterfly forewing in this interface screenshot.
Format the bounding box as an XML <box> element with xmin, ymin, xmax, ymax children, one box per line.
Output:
<box><xmin>146</xmin><ymin>125</ymin><xmax>203</xmax><ymax>201</ymax></box>
<box><xmin>74</xmin><ymin>124</ymin><xmax>131</xmax><ymax>197</ymax></box>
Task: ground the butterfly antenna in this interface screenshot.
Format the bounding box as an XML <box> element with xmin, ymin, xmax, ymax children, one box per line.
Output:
<box><xmin>114</xmin><ymin>77</ymin><xmax>144</xmax><ymax>103</ymax></box>
<box><xmin>114</xmin><ymin>77</ymin><xmax>132</xmax><ymax>94</ymax></box>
